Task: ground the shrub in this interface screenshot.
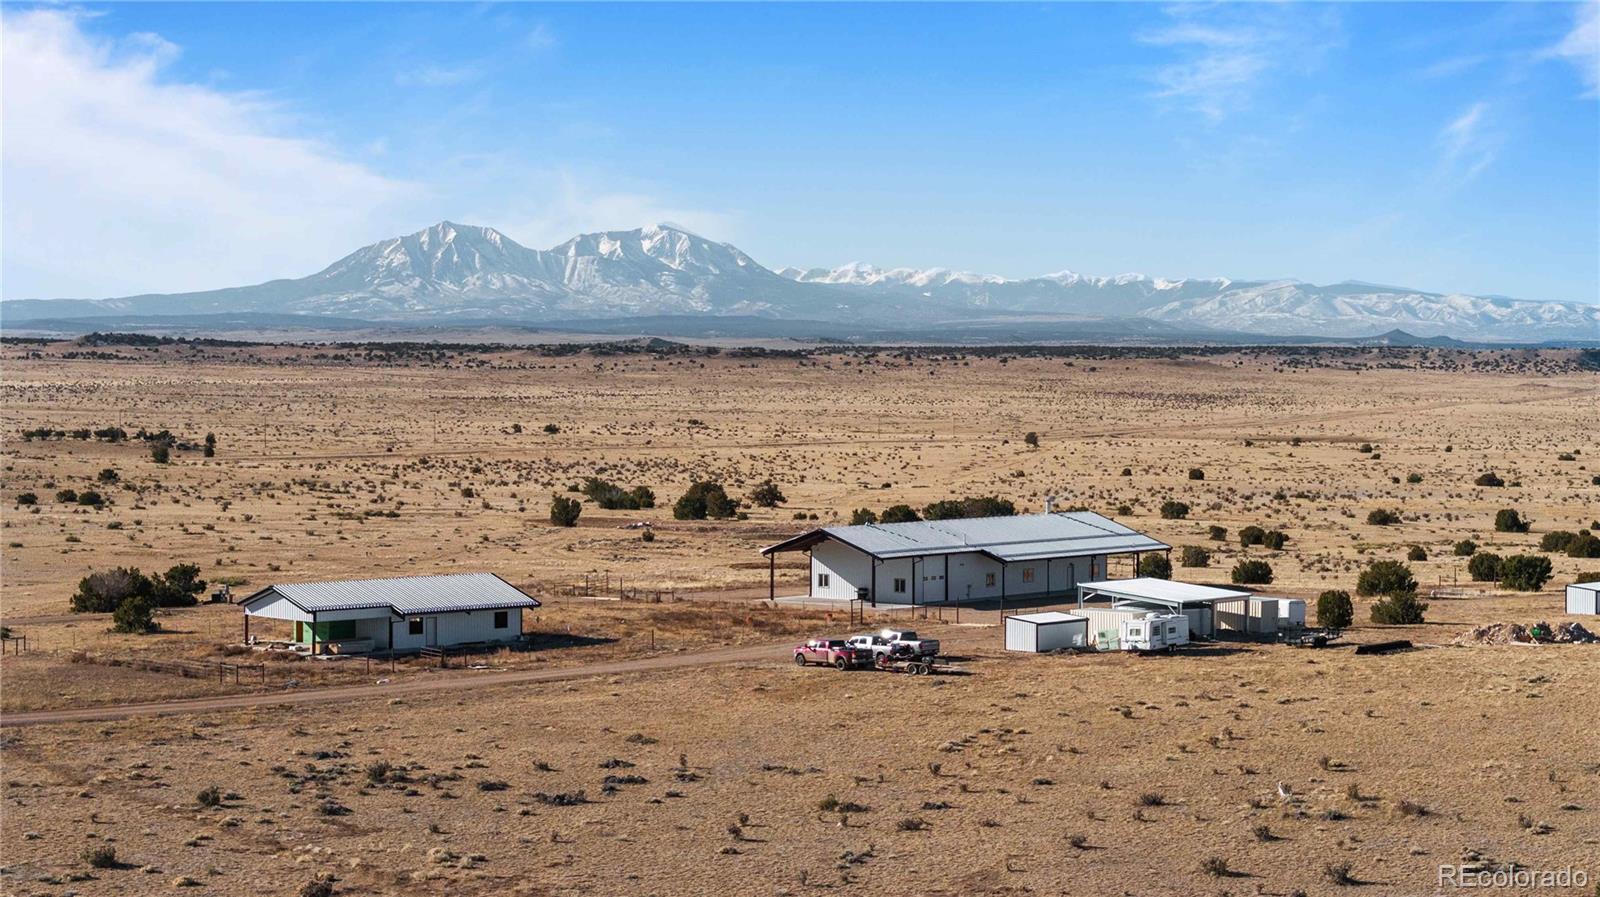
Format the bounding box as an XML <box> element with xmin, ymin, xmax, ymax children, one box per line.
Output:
<box><xmin>580</xmin><ymin>477</ymin><xmax>655</xmax><ymax>510</ymax></box>
<box><xmin>1024</xmin><ymin>432</ymin><xmax>1039</xmax><ymax>447</ymax></box>
<box><xmin>850</xmin><ymin>508</ymin><xmax>878</xmax><ymax>525</ymax></box>
<box><xmin>674</xmin><ymin>481</ymin><xmax>736</xmax><ymax>520</ymax></box>
<box><xmin>15</xmin><ymin>492</ymin><xmax>37</xmax><ymax>506</ymax></box>
<box><xmin>1467</xmin><ymin>552</ymin><xmax>1503</xmax><ymax>582</ymax></box>
<box><xmin>1452</xmin><ymin>539</ymin><xmax>1477</xmax><ymax>556</ymax></box>
<box><xmin>879</xmin><ymin>504</ymin><xmax>921</xmax><ymax>524</ymax></box>
<box><xmin>748</xmin><ymin>480</ymin><xmax>786</xmax><ymax>508</ymax></box>
<box><xmin>1494</xmin><ymin>509</ymin><xmax>1530</xmax><ymax>533</ymax></box>
<box><xmin>82</xmin><ymin>845</ymin><xmax>118</xmax><ymax>869</ymax></box>
<box><xmin>1475</xmin><ymin>472</ymin><xmax>1505</xmax><ymax>487</ymax></box>
<box><xmin>1208</xmin><ymin>525</ymin><xmax>1227</xmax><ymax>541</ymax></box>
<box><xmin>1200</xmin><ymin>856</ymin><xmax>1231</xmax><ymax>877</ymax></box>
<box><xmin>97</xmin><ymin>468</ymin><xmax>119</xmax><ymax>483</ymax></box>
<box><xmin>151</xmin><ymin>564</ymin><xmax>207</xmax><ymax>607</ymax></box>
<box><xmin>1316</xmin><ymin>590</ymin><xmax>1354</xmax><ymax>628</ymax></box>
<box><xmin>1137</xmin><ymin>553</ymin><xmax>1172</xmax><ymax>580</ymax></box>
<box><xmin>1564</xmin><ymin>531</ymin><xmax>1600</xmax><ymax>558</ymax></box>
<box><xmin>55</xmin><ymin>488</ymin><xmax>78</xmax><ymax>503</ymax></box>
<box><xmin>1370</xmin><ymin>592</ymin><xmax>1427</xmax><ymax>625</ymax></box>
<box><xmin>543</xmin><ymin>423</ymin><xmax>560</xmax><ymax>434</ymax></box>
<box><xmin>923</xmin><ymin>496</ymin><xmax>1014</xmax><ymax>520</ymax></box>
<box><xmin>298</xmin><ymin>876</ymin><xmax>336</xmax><ymax>897</ymax></box>
<box><xmin>1120</xmin><ymin>467</ymin><xmax>1132</xmax><ymax>476</ymax></box>
<box><xmin>1179</xmin><ymin>545</ymin><xmax>1211</xmax><ymax>568</ymax></box>
<box><xmin>549</xmin><ymin>496</ymin><xmax>582</xmax><ymax>527</ymax></box>
<box><xmin>1498</xmin><ymin>555</ymin><xmax>1552</xmax><ymax>592</ymax></box>
<box><xmin>640</xmin><ymin>529</ymin><xmax>655</xmax><ymax>543</ymax></box>
<box><xmin>203</xmin><ymin>433</ymin><xmax>216</xmax><ymax>458</ymax></box>
<box><xmin>1358</xmin><ymin>443</ymin><xmax>1373</xmax><ymax>453</ymax></box>
<box><xmin>1356</xmin><ymin>560</ymin><xmax>1416</xmax><ymax>597</ymax></box>
<box><xmin>1365</xmin><ymin>508</ymin><xmax>1400</xmax><ymax>526</ymax></box>
<box><xmin>112</xmin><ymin>594</ymin><xmax>157</xmax><ymax>633</ymax></box>
<box><xmin>1405</xmin><ymin>473</ymin><xmax>1422</xmax><ymax>484</ymax></box>
<box><xmin>1238</xmin><ymin>525</ymin><xmax>1266</xmax><ymax>546</ymax></box>
<box><xmin>197</xmin><ymin>785</ymin><xmax>223</xmax><ymax>807</ymax></box>
<box><xmin>1188</xmin><ymin>468</ymin><xmax>1204</xmax><ymax>480</ymax></box>
<box><xmin>1158</xmin><ymin>500</ymin><xmax>1190</xmax><ymax>520</ymax></box>
<box><xmin>1406</xmin><ymin>545</ymin><xmax>1427</xmax><ymax>561</ymax></box>
<box><xmin>1230</xmin><ymin>559</ymin><xmax>1273</xmax><ymax>585</ymax></box>
<box><xmin>1540</xmin><ymin>531</ymin><xmax>1576</xmax><ymax>553</ymax></box>
<box><xmin>1262</xmin><ymin>530</ymin><xmax>1288</xmax><ymax>550</ymax></box>
<box><xmin>150</xmin><ymin>441</ymin><xmax>170</xmax><ymax>464</ymax></box>
<box><xmin>72</xmin><ymin>567</ymin><xmax>154</xmax><ymax>613</ymax></box>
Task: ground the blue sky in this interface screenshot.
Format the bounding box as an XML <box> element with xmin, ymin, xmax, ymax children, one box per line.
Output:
<box><xmin>2</xmin><ymin>2</ymin><xmax>1597</xmax><ymax>303</ymax></box>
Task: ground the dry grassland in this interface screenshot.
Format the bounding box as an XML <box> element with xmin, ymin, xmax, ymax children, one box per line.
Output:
<box><xmin>0</xmin><ymin>340</ymin><xmax>1597</xmax><ymax>895</ymax></box>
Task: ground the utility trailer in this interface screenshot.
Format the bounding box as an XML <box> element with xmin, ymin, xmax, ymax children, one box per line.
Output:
<box><xmin>873</xmin><ymin>645</ymin><xmax>942</xmax><ymax>675</ymax></box>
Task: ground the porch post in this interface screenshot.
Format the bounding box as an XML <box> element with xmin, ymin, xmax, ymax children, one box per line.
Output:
<box><xmin>243</xmin><ymin>612</ymin><xmax>250</xmax><ymax>643</ymax></box>
<box><xmin>1000</xmin><ymin>561</ymin><xmax>1008</xmax><ymax>617</ymax></box>
<box><xmin>870</xmin><ymin>558</ymin><xmax>877</xmax><ymax>608</ymax></box>
<box><xmin>309</xmin><ymin>611</ymin><xmax>317</xmax><ymax>655</ymax></box>
<box><xmin>768</xmin><ymin>553</ymin><xmax>775</xmax><ymax>601</ymax></box>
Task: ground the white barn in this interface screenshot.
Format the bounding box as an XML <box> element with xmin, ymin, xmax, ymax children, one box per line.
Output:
<box><xmin>761</xmin><ymin>511</ymin><xmax>1169</xmax><ymax>606</ymax></box>
<box><xmin>240</xmin><ymin>572</ymin><xmax>539</xmax><ymax>654</ymax></box>
<box><xmin>1567</xmin><ymin>581</ymin><xmax>1600</xmax><ymax>616</ymax></box>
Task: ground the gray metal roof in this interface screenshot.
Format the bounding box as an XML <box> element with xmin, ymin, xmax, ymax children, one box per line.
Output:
<box><xmin>243</xmin><ymin>572</ymin><xmax>539</xmax><ymax>616</ymax></box>
<box><xmin>764</xmin><ymin>511</ymin><xmax>1168</xmax><ymax>561</ymax></box>
<box><xmin>1078</xmin><ymin>577</ymin><xmax>1250</xmax><ymax>605</ymax></box>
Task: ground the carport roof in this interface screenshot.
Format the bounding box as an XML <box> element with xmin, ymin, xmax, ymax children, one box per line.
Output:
<box><xmin>241</xmin><ymin>572</ymin><xmax>539</xmax><ymax>616</ymax></box>
<box><xmin>761</xmin><ymin>511</ymin><xmax>1168</xmax><ymax>562</ymax></box>
<box><xmin>1077</xmin><ymin>577</ymin><xmax>1250</xmax><ymax>606</ymax></box>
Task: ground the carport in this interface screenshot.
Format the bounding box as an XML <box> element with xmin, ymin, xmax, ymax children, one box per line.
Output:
<box><xmin>1076</xmin><ymin>578</ymin><xmax>1252</xmax><ymax>639</ymax></box>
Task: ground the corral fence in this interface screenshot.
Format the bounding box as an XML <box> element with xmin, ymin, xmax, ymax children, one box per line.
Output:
<box><xmin>72</xmin><ymin>651</ymin><xmax>266</xmax><ymax>684</ymax></box>
<box><xmin>559</xmin><ymin>571</ymin><xmax>678</xmax><ymax>603</ymax></box>
<box><xmin>1</xmin><ymin>635</ymin><xmax>29</xmax><ymax>655</ymax></box>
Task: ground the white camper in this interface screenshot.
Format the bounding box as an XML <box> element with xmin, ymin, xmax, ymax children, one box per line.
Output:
<box><xmin>1120</xmin><ymin>613</ymin><xmax>1189</xmax><ymax>652</ymax></box>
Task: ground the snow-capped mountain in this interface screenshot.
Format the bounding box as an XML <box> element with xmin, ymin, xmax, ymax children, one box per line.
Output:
<box><xmin>4</xmin><ymin>222</ymin><xmax>1596</xmax><ymax>342</ymax></box>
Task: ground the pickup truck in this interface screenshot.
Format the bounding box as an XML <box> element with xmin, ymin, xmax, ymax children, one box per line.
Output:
<box><xmin>847</xmin><ymin>629</ymin><xmax>940</xmax><ymax>659</ymax></box>
<box><xmin>794</xmin><ymin>638</ymin><xmax>861</xmax><ymax>670</ymax></box>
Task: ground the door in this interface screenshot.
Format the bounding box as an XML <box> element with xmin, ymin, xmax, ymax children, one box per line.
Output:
<box><xmin>425</xmin><ymin>616</ymin><xmax>439</xmax><ymax>647</ymax></box>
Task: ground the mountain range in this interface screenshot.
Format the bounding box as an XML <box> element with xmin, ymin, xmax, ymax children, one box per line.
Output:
<box><xmin>4</xmin><ymin>221</ymin><xmax>1596</xmax><ymax>342</ymax></box>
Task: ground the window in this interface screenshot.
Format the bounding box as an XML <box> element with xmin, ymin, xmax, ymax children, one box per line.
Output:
<box><xmin>1022</xmin><ymin>567</ymin><xmax>1035</xmax><ymax>583</ymax></box>
<box><xmin>985</xmin><ymin>573</ymin><xmax>996</xmax><ymax>587</ymax></box>
<box><xmin>493</xmin><ymin>610</ymin><xmax>509</xmax><ymax>629</ymax></box>
<box><xmin>893</xmin><ymin>578</ymin><xmax>907</xmax><ymax>593</ymax></box>
<box><xmin>408</xmin><ymin>617</ymin><xmax>424</xmax><ymax>636</ymax></box>
<box><xmin>817</xmin><ymin>573</ymin><xmax>830</xmax><ymax>588</ymax></box>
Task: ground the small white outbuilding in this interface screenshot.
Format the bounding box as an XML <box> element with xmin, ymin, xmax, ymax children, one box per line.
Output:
<box><xmin>1004</xmin><ymin>612</ymin><xmax>1089</xmax><ymax>653</ymax></box>
<box><xmin>1567</xmin><ymin>582</ymin><xmax>1600</xmax><ymax>616</ymax></box>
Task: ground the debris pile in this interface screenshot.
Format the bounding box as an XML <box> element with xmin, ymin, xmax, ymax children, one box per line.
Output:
<box><xmin>1454</xmin><ymin>621</ymin><xmax>1598</xmax><ymax>646</ymax></box>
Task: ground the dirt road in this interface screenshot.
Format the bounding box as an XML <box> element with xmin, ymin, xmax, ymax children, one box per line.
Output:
<box><xmin>0</xmin><ymin>641</ymin><xmax>790</xmax><ymax>728</ymax></box>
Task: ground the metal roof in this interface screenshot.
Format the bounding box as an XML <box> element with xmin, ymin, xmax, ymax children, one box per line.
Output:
<box><xmin>763</xmin><ymin>511</ymin><xmax>1167</xmax><ymax>561</ymax></box>
<box><xmin>1078</xmin><ymin>577</ymin><xmax>1251</xmax><ymax>606</ymax></box>
<box><xmin>1007</xmin><ymin>612</ymin><xmax>1087</xmax><ymax>625</ymax></box>
<box><xmin>242</xmin><ymin>572</ymin><xmax>539</xmax><ymax>616</ymax></box>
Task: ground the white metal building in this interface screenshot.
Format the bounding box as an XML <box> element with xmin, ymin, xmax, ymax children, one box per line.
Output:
<box><xmin>1567</xmin><ymin>581</ymin><xmax>1600</xmax><ymax>616</ymax></box>
<box><xmin>240</xmin><ymin>572</ymin><xmax>540</xmax><ymax>654</ymax></box>
<box><xmin>1077</xmin><ymin>577</ymin><xmax>1253</xmax><ymax>639</ymax></box>
<box><xmin>1005</xmin><ymin>612</ymin><xmax>1089</xmax><ymax>652</ymax></box>
<box><xmin>761</xmin><ymin>511</ymin><xmax>1169</xmax><ymax>606</ymax></box>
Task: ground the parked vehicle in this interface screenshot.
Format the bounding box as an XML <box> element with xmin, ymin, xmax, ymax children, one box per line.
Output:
<box><xmin>794</xmin><ymin>638</ymin><xmax>862</xmax><ymax>670</ymax></box>
<box><xmin>845</xmin><ymin>629</ymin><xmax>939</xmax><ymax>659</ymax></box>
<box><xmin>1119</xmin><ymin>613</ymin><xmax>1189</xmax><ymax>652</ymax></box>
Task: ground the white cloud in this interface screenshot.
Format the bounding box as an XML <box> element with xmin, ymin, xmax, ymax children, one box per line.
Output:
<box><xmin>1139</xmin><ymin>5</ymin><xmax>1342</xmax><ymax>122</ymax></box>
<box><xmin>394</xmin><ymin>64</ymin><xmax>482</xmax><ymax>87</ymax></box>
<box><xmin>0</xmin><ymin>9</ymin><xmax>415</xmax><ymax>299</ymax></box>
<box><xmin>1438</xmin><ymin>101</ymin><xmax>1500</xmax><ymax>183</ymax></box>
<box><xmin>1543</xmin><ymin>1</ymin><xmax>1599</xmax><ymax>97</ymax></box>
<box><xmin>444</xmin><ymin>165</ymin><xmax>740</xmax><ymax>250</ymax></box>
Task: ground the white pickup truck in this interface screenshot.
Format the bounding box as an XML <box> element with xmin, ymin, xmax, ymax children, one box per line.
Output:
<box><xmin>846</xmin><ymin>628</ymin><xmax>940</xmax><ymax>659</ymax></box>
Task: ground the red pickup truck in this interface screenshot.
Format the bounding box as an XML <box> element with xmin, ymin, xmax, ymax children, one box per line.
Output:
<box><xmin>794</xmin><ymin>638</ymin><xmax>861</xmax><ymax>670</ymax></box>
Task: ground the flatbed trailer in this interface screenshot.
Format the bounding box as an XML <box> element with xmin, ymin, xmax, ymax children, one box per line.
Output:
<box><xmin>873</xmin><ymin>653</ymin><xmax>941</xmax><ymax>675</ymax></box>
